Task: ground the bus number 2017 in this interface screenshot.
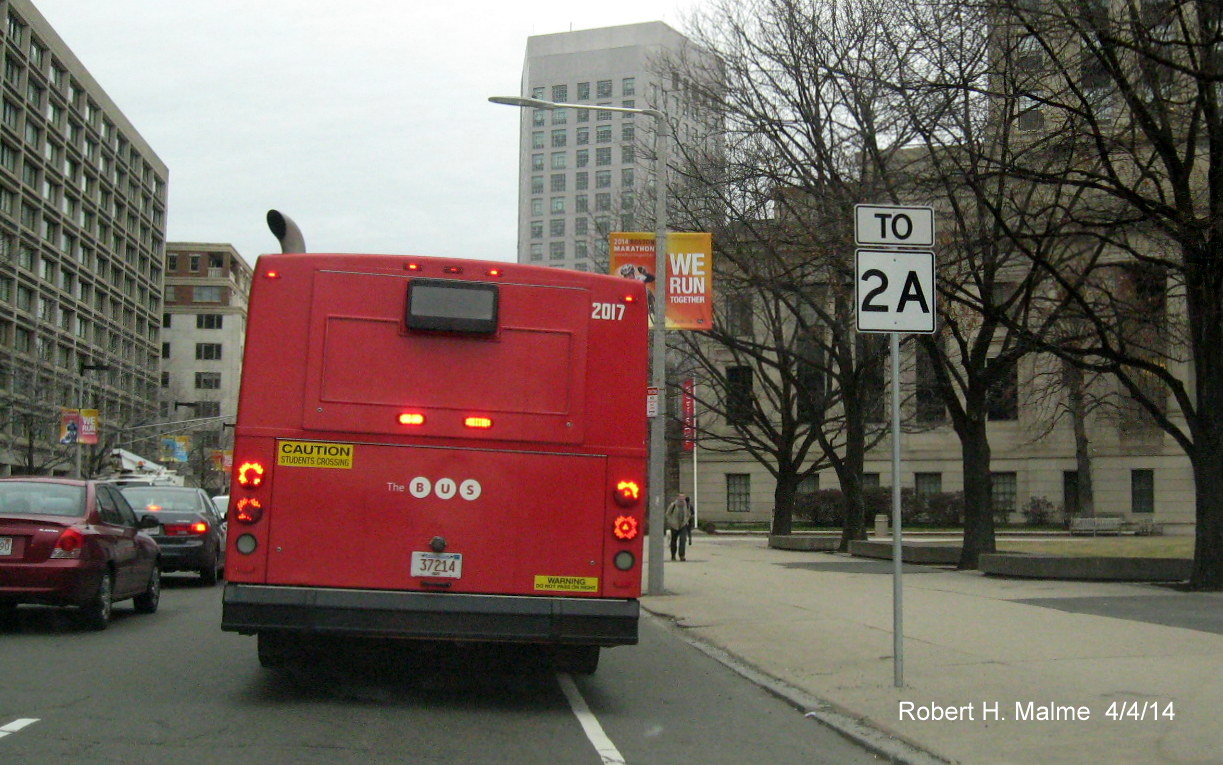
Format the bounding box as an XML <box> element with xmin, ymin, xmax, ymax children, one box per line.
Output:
<box><xmin>591</xmin><ymin>302</ymin><xmax>625</xmax><ymax>321</ymax></box>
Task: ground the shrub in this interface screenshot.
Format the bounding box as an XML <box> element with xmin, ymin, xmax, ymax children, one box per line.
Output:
<box><xmin>1022</xmin><ymin>496</ymin><xmax>1058</xmax><ymax>527</ymax></box>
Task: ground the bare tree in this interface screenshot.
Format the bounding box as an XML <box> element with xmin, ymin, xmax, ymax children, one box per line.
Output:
<box><xmin>959</xmin><ymin>0</ymin><xmax>1223</xmax><ymax>588</ymax></box>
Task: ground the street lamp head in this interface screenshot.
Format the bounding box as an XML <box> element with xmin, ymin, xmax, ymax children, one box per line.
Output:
<box><xmin>488</xmin><ymin>95</ymin><xmax>558</xmax><ymax>110</ymax></box>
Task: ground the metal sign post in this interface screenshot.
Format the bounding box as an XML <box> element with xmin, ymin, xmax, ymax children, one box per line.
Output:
<box><xmin>853</xmin><ymin>204</ymin><xmax>936</xmax><ymax>689</ymax></box>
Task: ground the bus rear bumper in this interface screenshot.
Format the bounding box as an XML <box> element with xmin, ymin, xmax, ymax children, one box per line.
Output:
<box><xmin>221</xmin><ymin>583</ymin><xmax>639</xmax><ymax>646</ymax></box>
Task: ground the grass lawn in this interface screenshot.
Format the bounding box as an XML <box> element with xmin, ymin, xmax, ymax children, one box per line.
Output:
<box><xmin>996</xmin><ymin>536</ymin><xmax>1193</xmax><ymax>558</ymax></box>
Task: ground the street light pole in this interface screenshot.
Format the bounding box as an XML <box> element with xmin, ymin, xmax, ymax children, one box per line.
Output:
<box><xmin>74</xmin><ymin>361</ymin><xmax>110</xmax><ymax>479</ymax></box>
<box><xmin>490</xmin><ymin>95</ymin><xmax>670</xmax><ymax>595</ymax></box>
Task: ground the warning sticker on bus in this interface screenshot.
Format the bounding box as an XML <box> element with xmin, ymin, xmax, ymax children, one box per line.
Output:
<box><xmin>277</xmin><ymin>440</ymin><xmax>355</xmax><ymax>469</ymax></box>
<box><xmin>533</xmin><ymin>575</ymin><xmax>599</xmax><ymax>593</ymax></box>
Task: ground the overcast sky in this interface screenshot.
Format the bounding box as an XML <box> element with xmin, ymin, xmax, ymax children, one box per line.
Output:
<box><xmin>32</xmin><ymin>0</ymin><xmax>700</xmax><ymax>264</ymax></box>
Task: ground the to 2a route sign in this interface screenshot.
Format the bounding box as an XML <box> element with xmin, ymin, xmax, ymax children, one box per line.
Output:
<box><xmin>854</xmin><ymin>205</ymin><xmax>936</xmax><ymax>334</ymax></box>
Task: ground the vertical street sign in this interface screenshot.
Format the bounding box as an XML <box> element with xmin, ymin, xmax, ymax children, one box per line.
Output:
<box><xmin>853</xmin><ymin>204</ymin><xmax>937</xmax><ymax>690</ymax></box>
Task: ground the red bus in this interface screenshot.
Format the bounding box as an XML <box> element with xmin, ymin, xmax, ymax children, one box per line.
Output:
<box><xmin>220</xmin><ymin>214</ymin><xmax>648</xmax><ymax>674</ymax></box>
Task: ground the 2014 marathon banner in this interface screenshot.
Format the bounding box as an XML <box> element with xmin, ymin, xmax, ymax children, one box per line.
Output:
<box><xmin>608</xmin><ymin>231</ymin><xmax>713</xmax><ymax>331</ymax></box>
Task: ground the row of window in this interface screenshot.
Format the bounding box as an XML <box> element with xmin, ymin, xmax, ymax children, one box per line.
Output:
<box><xmin>725</xmin><ymin>469</ymin><xmax>1158</xmax><ymax>515</ymax></box>
<box><xmin>536</xmin><ymin>79</ymin><xmax>635</xmax><ymax>104</ymax></box>
<box><xmin>161</xmin><ymin>342</ymin><xmax>223</xmax><ymax>361</ymax></box>
<box><xmin>159</xmin><ymin>371</ymin><xmax>223</xmax><ymax>390</ymax></box>
<box><xmin>531</xmin><ymin>142</ymin><xmax>636</xmax><ymax>171</ymax></box>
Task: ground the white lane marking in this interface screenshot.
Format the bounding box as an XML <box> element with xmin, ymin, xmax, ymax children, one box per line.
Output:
<box><xmin>558</xmin><ymin>674</ymin><xmax>626</xmax><ymax>765</ymax></box>
<box><xmin>0</xmin><ymin>718</ymin><xmax>39</xmax><ymax>739</ymax></box>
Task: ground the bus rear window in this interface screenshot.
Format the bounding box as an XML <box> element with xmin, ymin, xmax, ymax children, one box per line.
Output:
<box><xmin>407</xmin><ymin>279</ymin><xmax>498</xmax><ymax>334</ymax></box>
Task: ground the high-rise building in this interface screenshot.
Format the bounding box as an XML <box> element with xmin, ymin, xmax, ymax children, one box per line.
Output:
<box><xmin>0</xmin><ymin>0</ymin><xmax>168</xmax><ymax>475</ymax></box>
<box><xmin>159</xmin><ymin>242</ymin><xmax>252</xmax><ymax>483</ymax></box>
<box><xmin>511</xmin><ymin>22</ymin><xmax>717</xmax><ymax>271</ymax></box>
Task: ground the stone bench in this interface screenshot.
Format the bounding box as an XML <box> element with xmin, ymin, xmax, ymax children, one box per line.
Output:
<box><xmin>1069</xmin><ymin>517</ymin><xmax>1123</xmax><ymax>536</ymax></box>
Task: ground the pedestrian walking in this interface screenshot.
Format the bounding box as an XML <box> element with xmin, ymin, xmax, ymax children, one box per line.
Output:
<box><xmin>665</xmin><ymin>493</ymin><xmax>693</xmax><ymax>561</ymax></box>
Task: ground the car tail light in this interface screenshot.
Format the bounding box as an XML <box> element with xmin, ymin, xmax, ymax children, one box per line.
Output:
<box><xmin>51</xmin><ymin>527</ymin><xmax>84</xmax><ymax>559</ymax></box>
<box><xmin>613</xmin><ymin>515</ymin><xmax>639</xmax><ymax>540</ymax></box>
<box><xmin>613</xmin><ymin>479</ymin><xmax>641</xmax><ymax>507</ymax></box>
<box><xmin>235</xmin><ymin>498</ymin><xmax>263</xmax><ymax>524</ymax></box>
<box><xmin>164</xmin><ymin>522</ymin><xmax>209</xmax><ymax>537</ymax></box>
<box><xmin>464</xmin><ymin>416</ymin><xmax>493</xmax><ymax>429</ymax></box>
<box><xmin>237</xmin><ymin>461</ymin><xmax>265</xmax><ymax>487</ymax></box>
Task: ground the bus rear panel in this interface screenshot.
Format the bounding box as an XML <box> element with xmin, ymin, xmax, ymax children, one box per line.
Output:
<box><xmin>221</xmin><ymin>253</ymin><xmax>648</xmax><ymax>671</ymax></box>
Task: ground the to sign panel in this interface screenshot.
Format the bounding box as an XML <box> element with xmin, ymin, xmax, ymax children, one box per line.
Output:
<box><xmin>854</xmin><ymin>205</ymin><xmax>935</xmax><ymax>248</ymax></box>
<box><xmin>855</xmin><ymin>249</ymin><xmax>936</xmax><ymax>333</ymax></box>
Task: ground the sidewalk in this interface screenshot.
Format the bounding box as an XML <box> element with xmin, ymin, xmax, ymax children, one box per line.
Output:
<box><xmin>640</xmin><ymin>535</ymin><xmax>1223</xmax><ymax>765</ymax></box>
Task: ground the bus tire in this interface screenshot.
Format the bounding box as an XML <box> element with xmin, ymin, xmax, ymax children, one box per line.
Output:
<box><xmin>556</xmin><ymin>645</ymin><xmax>600</xmax><ymax>675</ymax></box>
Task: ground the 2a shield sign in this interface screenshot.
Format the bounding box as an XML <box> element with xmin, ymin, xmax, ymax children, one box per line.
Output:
<box><xmin>855</xmin><ymin>249</ymin><xmax>936</xmax><ymax>333</ymax></box>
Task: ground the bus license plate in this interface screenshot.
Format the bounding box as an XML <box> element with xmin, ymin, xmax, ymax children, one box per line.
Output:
<box><xmin>411</xmin><ymin>551</ymin><xmax>462</xmax><ymax>579</ymax></box>
<box><xmin>0</xmin><ymin>536</ymin><xmax>11</xmax><ymax>556</ymax></box>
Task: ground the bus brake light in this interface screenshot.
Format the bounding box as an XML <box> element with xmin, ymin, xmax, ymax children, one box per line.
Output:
<box><xmin>235</xmin><ymin>498</ymin><xmax>263</xmax><ymax>524</ymax></box>
<box><xmin>464</xmin><ymin>416</ymin><xmax>493</xmax><ymax>429</ymax></box>
<box><xmin>613</xmin><ymin>480</ymin><xmax>641</xmax><ymax>507</ymax></box>
<box><xmin>398</xmin><ymin>412</ymin><xmax>426</xmax><ymax>426</ymax></box>
<box><xmin>237</xmin><ymin>462</ymin><xmax>265</xmax><ymax>487</ymax></box>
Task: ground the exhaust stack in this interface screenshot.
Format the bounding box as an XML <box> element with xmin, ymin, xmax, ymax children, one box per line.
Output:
<box><xmin>266</xmin><ymin>210</ymin><xmax>306</xmax><ymax>253</ymax></box>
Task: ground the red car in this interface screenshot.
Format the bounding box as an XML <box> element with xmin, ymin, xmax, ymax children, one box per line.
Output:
<box><xmin>0</xmin><ymin>478</ymin><xmax>161</xmax><ymax>629</ymax></box>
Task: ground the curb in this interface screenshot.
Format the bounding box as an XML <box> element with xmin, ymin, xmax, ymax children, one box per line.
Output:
<box><xmin>641</xmin><ymin>609</ymin><xmax>951</xmax><ymax>765</ymax></box>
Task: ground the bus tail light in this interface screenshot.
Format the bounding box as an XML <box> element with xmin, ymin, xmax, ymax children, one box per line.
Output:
<box><xmin>235</xmin><ymin>498</ymin><xmax>263</xmax><ymax>524</ymax></box>
<box><xmin>464</xmin><ymin>416</ymin><xmax>493</xmax><ymax>429</ymax></box>
<box><xmin>398</xmin><ymin>412</ymin><xmax>426</xmax><ymax>426</ymax></box>
<box><xmin>613</xmin><ymin>515</ymin><xmax>639</xmax><ymax>540</ymax></box>
<box><xmin>237</xmin><ymin>462</ymin><xmax>265</xmax><ymax>487</ymax></box>
<box><xmin>613</xmin><ymin>479</ymin><xmax>641</xmax><ymax>507</ymax></box>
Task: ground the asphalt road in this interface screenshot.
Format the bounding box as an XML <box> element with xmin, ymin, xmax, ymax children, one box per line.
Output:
<box><xmin>0</xmin><ymin>576</ymin><xmax>881</xmax><ymax>764</ymax></box>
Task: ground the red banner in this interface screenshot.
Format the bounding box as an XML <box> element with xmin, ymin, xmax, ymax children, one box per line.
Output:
<box><xmin>682</xmin><ymin>378</ymin><xmax>696</xmax><ymax>452</ymax></box>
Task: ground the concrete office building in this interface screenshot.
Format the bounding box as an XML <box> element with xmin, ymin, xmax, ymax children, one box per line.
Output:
<box><xmin>511</xmin><ymin>22</ymin><xmax>717</xmax><ymax>271</ymax></box>
<box><xmin>0</xmin><ymin>0</ymin><xmax>168</xmax><ymax>475</ymax></box>
<box><xmin>159</xmin><ymin>243</ymin><xmax>252</xmax><ymax>473</ymax></box>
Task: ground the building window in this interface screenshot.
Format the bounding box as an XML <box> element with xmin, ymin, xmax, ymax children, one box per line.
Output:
<box><xmin>531</xmin><ymin>176</ymin><xmax>544</xmax><ymax>194</ymax></box>
<box><xmin>622</xmin><ymin>77</ymin><xmax>636</xmax><ymax>96</ymax></box>
<box><xmin>531</xmin><ymin>198</ymin><xmax>543</xmax><ymax>216</ymax></box>
<box><xmin>862</xmin><ymin>473</ymin><xmax>881</xmax><ymax>489</ymax></box>
<box><xmin>532</xmin><ymin>131</ymin><xmax>545</xmax><ymax>149</ymax></box>
<box><xmin>986</xmin><ymin>358</ymin><xmax>1019</xmax><ymax>420</ymax></box>
<box><xmin>576</xmin><ymin>149</ymin><xmax>589</xmax><ymax>168</ymax></box>
<box><xmin>596</xmin><ymin>147</ymin><xmax>612</xmax><ymax>166</ymax></box>
<box><xmin>552</xmin><ymin>84</ymin><xmax>567</xmax><ymax>102</ymax></box>
<box><xmin>916</xmin><ymin>343</ymin><xmax>945</xmax><ymax>423</ymax></box>
<box><xmin>726</xmin><ymin>366</ymin><xmax>754</xmax><ymax>423</ymax></box>
<box><xmin>596</xmin><ymin>125</ymin><xmax>612</xmax><ymax>143</ymax></box>
<box><xmin>991</xmin><ymin>472</ymin><xmax>1017</xmax><ymax>519</ymax></box>
<box><xmin>194</xmin><ymin>286</ymin><xmax>222</xmax><ymax>303</ymax></box>
<box><xmin>531</xmin><ymin>154</ymin><xmax>544</xmax><ymax>171</ymax></box>
<box><xmin>550</xmin><ymin>219</ymin><xmax>565</xmax><ymax>237</ymax></box>
<box><xmin>195</xmin><ymin>371</ymin><xmax>222</xmax><ymax>390</ymax></box>
<box><xmin>550</xmin><ymin>197</ymin><xmax>565</xmax><ymax>214</ymax></box>
<box><xmin>726</xmin><ymin>474</ymin><xmax>750</xmax><ymax>513</ymax></box>
<box><xmin>196</xmin><ymin>314</ymin><xmax>223</xmax><ymax>329</ymax></box>
<box><xmin>550</xmin><ymin>174</ymin><xmax>566</xmax><ymax>192</ymax></box>
<box><xmin>551</xmin><ymin>152</ymin><xmax>566</xmax><ymax>170</ymax></box>
<box><xmin>161</xmin><ymin>342</ymin><xmax>170</xmax><ymax>359</ymax></box>
<box><xmin>195</xmin><ymin>401</ymin><xmax>221</xmax><ymax>417</ymax></box>
<box><xmin>915</xmin><ymin>473</ymin><xmax>942</xmax><ymax>497</ymax></box>
<box><xmin>577</xmin><ymin>82</ymin><xmax>590</xmax><ymax>100</ymax></box>
<box><xmin>530</xmin><ymin>220</ymin><xmax>543</xmax><ymax>239</ymax></box>
<box><xmin>1131</xmin><ymin>469</ymin><xmax>1154</xmax><ymax>514</ymax></box>
<box><xmin>575</xmin><ymin>172</ymin><xmax>588</xmax><ymax>190</ymax></box>
<box><xmin>549</xmin><ymin>241</ymin><xmax>565</xmax><ymax>260</ymax></box>
<box><xmin>160</xmin><ymin>371</ymin><xmax>169</xmax><ymax>388</ymax></box>
<box><xmin>597</xmin><ymin>80</ymin><xmax>613</xmax><ymax>98</ymax></box>
<box><xmin>595</xmin><ymin>170</ymin><xmax>611</xmax><ymax>188</ymax></box>
<box><xmin>529</xmin><ymin>243</ymin><xmax>543</xmax><ymax>261</ymax></box>
<box><xmin>576</xmin><ymin>127</ymin><xmax>589</xmax><ymax>145</ymax></box>
<box><xmin>195</xmin><ymin>343</ymin><xmax>222</xmax><ymax>361</ymax></box>
<box><xmin>551</xmin><ymin>129</ymin><xmax>567</xmax><ymax>148</ymax></box>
